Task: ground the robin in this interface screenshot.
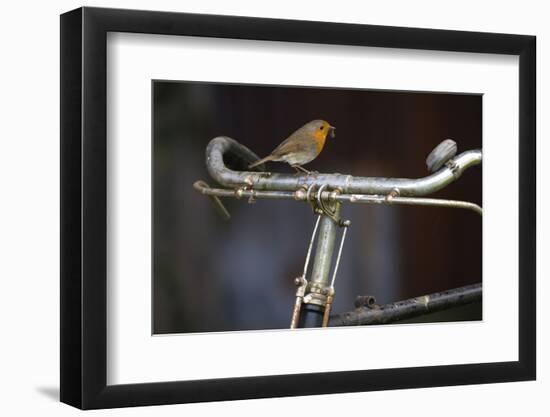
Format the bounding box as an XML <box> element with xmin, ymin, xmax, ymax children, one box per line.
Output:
<box><xmin>248</xmin><ymin>120</ymin><xmax>336</xmax><ymax>174</ymax></box>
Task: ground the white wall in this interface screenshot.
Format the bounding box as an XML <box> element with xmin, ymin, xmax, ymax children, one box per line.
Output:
<box><xmin>0</xmin><ymin>0</ymin><xmax>545</xmax><ymax>415</ymax></box>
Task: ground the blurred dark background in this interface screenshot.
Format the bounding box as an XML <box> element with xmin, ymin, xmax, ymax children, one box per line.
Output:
<box><xmin>153</xmin><ymin>80</ymin><xmax>482</xmax><ymax>334</ymax></box>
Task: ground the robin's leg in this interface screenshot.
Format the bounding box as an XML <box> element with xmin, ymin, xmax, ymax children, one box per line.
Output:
<box><xmin>292</xmin><ymin>165</ymin><xmax>312</xmax><ymax>175</ymax></box>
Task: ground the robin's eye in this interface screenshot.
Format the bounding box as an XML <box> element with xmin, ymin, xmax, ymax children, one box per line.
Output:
<box><xmin>320</xmin><ymin>126</ymin><xmax>324</xmax><ymax>130</ymax></box>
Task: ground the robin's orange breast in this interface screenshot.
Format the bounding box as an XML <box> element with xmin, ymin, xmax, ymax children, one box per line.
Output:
<box><xmin>313</xmin><ymin>130</ymin><xmax>328</xmax><ymax>153</ymax></box>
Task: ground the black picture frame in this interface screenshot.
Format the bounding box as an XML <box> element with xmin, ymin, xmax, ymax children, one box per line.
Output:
<box><xmin>60</xmin><ymin>6</ymin><xmax>536</xmax><ymax>410</ymax></box>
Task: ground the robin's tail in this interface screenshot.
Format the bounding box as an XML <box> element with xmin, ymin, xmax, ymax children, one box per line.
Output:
<box><xmin>248</xmin><ymin>155</ymin><xmax>275</xmax><ymax>169</ymax></box>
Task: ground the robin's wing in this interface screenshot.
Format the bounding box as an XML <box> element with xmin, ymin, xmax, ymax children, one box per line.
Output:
<box><xmin>271</xmin><ymin>134</ymin><xmax>314</xmax><ymax>157</ymax></box>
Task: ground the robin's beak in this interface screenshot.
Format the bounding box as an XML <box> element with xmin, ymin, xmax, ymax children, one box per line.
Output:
<box><xmin>328</xmin><ymin>126</ymin><xmax>336</xmax><ymax>138</ymax></box>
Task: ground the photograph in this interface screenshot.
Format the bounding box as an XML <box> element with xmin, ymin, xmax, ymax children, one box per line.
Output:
<box><xmin>152</xmin><ymin>80</ymin><xmax>483</xmax><ymax>334</ymax></box>
<box><xmin>54</xmin><ymin>4</ymin><xmax>537</xmax><ymax>411</ymax></box>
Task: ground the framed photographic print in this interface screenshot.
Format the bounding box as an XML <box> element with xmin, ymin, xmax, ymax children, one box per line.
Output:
<box><xmin>60</xmin><ymin>6</ymin><xmax>536</xmax><ymax>409</ymax></box>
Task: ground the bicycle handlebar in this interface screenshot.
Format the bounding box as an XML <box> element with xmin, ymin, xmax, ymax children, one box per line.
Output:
<box><xmin>205</xmin><ymin>136</ymin><xmax>482</xmax><ymax>197</ymax></box>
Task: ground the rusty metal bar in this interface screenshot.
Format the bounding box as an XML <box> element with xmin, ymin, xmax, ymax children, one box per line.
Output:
<box><xmin>193</xmin><ymin>180</ymin><xmax>231</xmax><ymax>220</ymax></box>
<box><xmin>193</xmin><ymin>181</ymin><xmax>482</xmax><ymax>215</ymax></box>
<box><xmin>322</xmin><ymin>288</ymin><xmax>335</xmax><ymax>328</ymax></box>
<box><xmin>344</xmin><ymin>194</ymin><xmax>482</xmax><ymax>215</ymax></box>
<box><xmin>329</xmin><ymin>283</ymin><xmax>482</xmax><ymax>326</ymax></box>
